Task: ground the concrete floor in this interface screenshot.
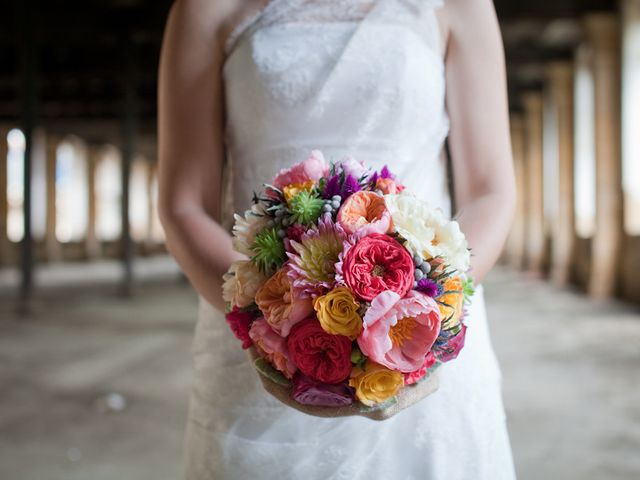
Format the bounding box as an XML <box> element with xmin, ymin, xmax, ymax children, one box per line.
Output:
<box><xmin>0</xmin><ymin>265</ymin><xmax>639</xmax><ymax>480</ymax></box>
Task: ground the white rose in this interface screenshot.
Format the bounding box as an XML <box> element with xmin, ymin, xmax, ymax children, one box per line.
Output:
<box><xmin>384</xmin><ymin>192</ymin><xmax>470</xmax><ymax>272</ymax></box>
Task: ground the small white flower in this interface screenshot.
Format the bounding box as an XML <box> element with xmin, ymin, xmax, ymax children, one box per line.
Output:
<box><xmin>384</xmin><ymin>192</ymin><xmax>470</xmax><ymax>272</ymax></box>
<box><xmin>232</xmin><ymin>202</ymin><xmax>269</xmax><ymax>256</ymax></box>
<box><xmin>222</xmin><ymin>260</ymin><xmax>267</xmax><ymax>308</ymax></box>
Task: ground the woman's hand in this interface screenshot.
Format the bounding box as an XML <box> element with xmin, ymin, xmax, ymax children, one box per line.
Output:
<box><xmin>440</xmin><ymin>0</ymin><xmax>517</xmax><ymax>284</ymax></box>
<box><xmin>157</xmin><ymin>0</ymin><xmax>249</xmax><ymax>310</ymax></box>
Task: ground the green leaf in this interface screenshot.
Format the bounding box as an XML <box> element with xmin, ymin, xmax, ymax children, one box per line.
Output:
<box><xmin>254</xmin><ymin>358</ymin><xmax>292</xmax><ymax>387</ymax></box>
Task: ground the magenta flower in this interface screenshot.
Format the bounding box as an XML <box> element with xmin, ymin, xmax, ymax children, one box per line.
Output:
<box><xmin>358</xmin><ymin>290</ymin><xmax>441</xmax><ymax>373</ymax></box>
<box><xmin>433</xmin><ymin>324</ymin><xmax>467</xmax><ymax>363</ymax></box>
<box><xmin>292</xmin><ymin>373</ymin><xmax>354</xmax><ymax>407</ymax></box>
<box><xmin>225</xmin><ymin>307</ymin><xmax>255</xmax><ymax>349</ymax></box>
<box><xmin>415</xmin><ymin>278</ymin><xmax>443</xmax><ymax>297</ymax></box>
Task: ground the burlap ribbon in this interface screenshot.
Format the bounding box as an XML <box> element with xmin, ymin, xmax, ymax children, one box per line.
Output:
<box><xmin>248</xmin><ymin>347</ymin><xmax>440</xmax><ymax>421</ymax></box>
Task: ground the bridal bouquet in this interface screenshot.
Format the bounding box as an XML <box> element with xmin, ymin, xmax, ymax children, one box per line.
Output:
<box><xmin>222</xmin><ymin>151</ymin><xmax>474</xmax><ymax>420</ymax></box>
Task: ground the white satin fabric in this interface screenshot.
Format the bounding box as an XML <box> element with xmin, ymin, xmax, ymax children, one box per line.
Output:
<box><xmin>185</xmin><ymin>0</ymin><xmax>516</xmax><ymax>478</ymax></box>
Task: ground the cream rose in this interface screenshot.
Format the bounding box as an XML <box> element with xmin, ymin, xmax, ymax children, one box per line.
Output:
<box><xmin>222</xmin><ymin>260</ymin><xmax>268</xmax><ymax>308</ymax></box>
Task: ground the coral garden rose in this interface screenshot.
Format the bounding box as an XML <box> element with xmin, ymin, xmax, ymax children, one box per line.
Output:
<box><xmin>340</xmin><ymin>233</ymin><xmax>413</xmax><ymax>302</ymax></box>
<box><xmin>292</xmin><ymin>373</ymin><xmax>354</xmax><ymax>407</ymax></box>
<box><xmin>349</xmin><ymin>361</ymin><xmax>404</xmax><ymax>406</ymax></box>
<box><xmin>225</xmin><ymin>307</ymin><xmax>255</xmax><ymax>349</ymax></box>
<box><xmin>287</xmin><ymin>318</ymin><xmax>353</xmax><ymax>384</ymax></box>
<box><xmin>313</xmin><ymin>287</ymin><xmax>363</xmax><ymax>340</ymax></box>
<box><xmin>403</xmin><ymin>352</ymin><xmax>437</xmax><ymax>386</ymax></box>
<box><xmin>273</xmin><ymin>150</ymin><xmax>329</xmax><ymax>190</ymax></box>
<box><xmin>375</xmin><ymin>177</ymin><xmax>404</xmax><ymax>195</ymax></box>
<box><xmin>249</xmin><ymin>318</ymin><xmax>297</xmax><ymax>379</ymax></box>
<box><xmin>438</xmin><ymin>276</ymin><xmax>465</xmax><ymax>331</ymax></box>
<box><xmin>358</xmin><ymin>290</ymin><xmax>441</xmax><ymax>373</ymax></box>
<box><xmin>384</xmin><ymin>192</ymin><xmax>470</xmax><ymax>272</ymax></box>
<box><xmin>255</xmin><ymin>265</ymin><xmax>313</xmax><ymax>337</ymax></box>
<box><xmin>336</xmin><ymin>191</ymin><xmax>391</xmax><ymax>236</ymax></box>
<box><xmin>222</xmin><ymin>260</ymin><xmax>268</xmax><ymax>308</ymax></box>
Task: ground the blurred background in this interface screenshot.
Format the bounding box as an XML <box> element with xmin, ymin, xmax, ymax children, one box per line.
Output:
<box><xmin>1</xmin><ymin>0</ymin><xmax>639</xmax><ymax>479</ymax></box>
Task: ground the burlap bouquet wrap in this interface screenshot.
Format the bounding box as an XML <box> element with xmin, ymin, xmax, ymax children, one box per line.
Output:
<box><xmin>248</xmin><ymin>347</ymin><xmax>440</xmax><ymax>421</ymax></box>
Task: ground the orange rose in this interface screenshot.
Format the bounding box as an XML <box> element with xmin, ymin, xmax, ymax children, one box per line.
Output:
<box><xmin>255</xmin><ymin>266</ymin><xmax>313</xmax><ymax>337</ymax></box>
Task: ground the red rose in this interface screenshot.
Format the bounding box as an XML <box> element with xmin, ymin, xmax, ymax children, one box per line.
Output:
<box><xmin>225</xmin><ymin>308</ymin><xmax>255</xmax><ymax>349</ymax></box>
<box><xmin>287</xmin><ymin>318</ymin><xmax>352</xmax><ymax>384</ymax></box>
<box><xmin>342</xmin><ymin>233</ymin><xmax>413</xmax><ymax>301</ymax></box>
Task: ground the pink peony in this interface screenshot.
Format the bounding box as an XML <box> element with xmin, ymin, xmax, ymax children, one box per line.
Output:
<box><xmin>335</xmin><ymin>156</ymin><xmax>367</xmax><ymax>179</ymax></box>
<box><xmin>339</xmin><ymin>233</ymin><xmax>413</xmax><ymax>302</ymax></box>
<box><xmin>225</xmin><ymin>307</ymin><xmax>255</xmax><ymax>349</ymax></box>
<box><xmin>249</xmin><ymin>318</ymin><xmax>297</xmax><ymax>379</ymax></box>
<box><xmin>273</xmin><ymin>150</ymin><xmax>329</xmax><ymax>190</ymax></box>
<box><xmin>358</xmin><ymin>290</ymin><xmax>441</xmax><ymax>373</ymax></box>
<box><xmin>404</xmin><ymin>352</ymin><xmax>437</xmax><ymax>385</ymax></box>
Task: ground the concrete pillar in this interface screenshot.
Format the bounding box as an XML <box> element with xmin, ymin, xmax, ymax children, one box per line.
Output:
<box><xmin>523</xmin><ymin>91</ymin><xmax>546</xmax><ymax>274</ymax></box>
<box><xmin>0</xmin><ymin>127</ymin><xmax>8</xmax><ymax>263</ymax></box>
<box><xmin>546</xmin><ymin>62</ymin><xmax>575</xmax><ymax>286</ymax></box>
<box><xmin>584</xmin><ymin>13</ymin><xmax>624</xmax><ymax>298</ymax></box>
<box><xmin>85</xmin><ymin>145</ymin><xmax>101</xmax><ymax>258</ymax></box>
<box><xmin>507</xmin><ymin>113</ymin><xmax>527</xmax><ymax>269</ymax></box>
<box><xmin>44</xmin><ymin>134</ymin><xmax>61</xmax><ymax>261</ymax></box>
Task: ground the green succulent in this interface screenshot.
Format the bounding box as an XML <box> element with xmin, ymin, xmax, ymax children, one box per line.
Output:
<box><xmin>288</xmin><ymin>190</ymin><xmax>324</xmax><ymax>226</ymax></box>
<box><xmin>251</xmin><ymin>227</ymin><xmax>286</xmax><ymax>275</ymax></box>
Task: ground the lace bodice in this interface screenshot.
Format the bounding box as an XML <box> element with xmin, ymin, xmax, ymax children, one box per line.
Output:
<box><xmin>222</xmin><ymin>0</ymin><xmax>450</xmax><ymax>228</ymax></box>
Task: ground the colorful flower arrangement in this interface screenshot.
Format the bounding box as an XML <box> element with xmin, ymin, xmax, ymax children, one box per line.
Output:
<box><xmin>223</xmin><ymin>151</ymin><xmax>474</xmax><ymax>412</ymax></box>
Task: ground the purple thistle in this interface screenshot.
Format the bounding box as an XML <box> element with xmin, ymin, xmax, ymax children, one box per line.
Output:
<box><xmin>322</xmin><ymin>172</ymin><xmax>361</xmax><ymax>201</ymax></box>
<box><xmin>416</xmin><ymin>278</ymin><xmax>443</xmax><ymax>297</ymax></box>
<box><xmin>380</xmin><ymin>165</ymin><xmax>395</xmax><ymax>179</ymax></box>
<box><xmin>342</xmin><ymin>174</ymin><xmax>361</xmax><ymax>199</ymax></box>
<box><xmin>323</xmin><ymin>174</ymin><xmax>342</xmax><ymax>199</ymax></box>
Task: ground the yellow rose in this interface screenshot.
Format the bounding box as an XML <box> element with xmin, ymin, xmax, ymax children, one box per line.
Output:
<box><xmin>438</xmin><ymin>276</ymin><xmax>464</xmax><ymax>330</ymax></box>
<box><xmin>313</xmin><ymin>287</ymin><xmax>363</xmax><ymax>339</ymax></box>
<box><xmin>283</xmin><ymin>180</ymin><xmax>315</xmax><ymax>204</ymax></box>
<box><xmin>349</xmin><ymin>361</ymin><xmax>404</xmax><ymax>406</ymax></box>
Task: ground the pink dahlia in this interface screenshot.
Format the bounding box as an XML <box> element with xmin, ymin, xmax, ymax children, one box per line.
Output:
<box><xmin>273</xmin><ymin>150</ymin><xmax>329</xmax><ymax>190</ymax></box>
<box><xmin>358</xmin><ymin>290</ymin><xmax>441</xmax><ymax>373</ymax></box>
<box><xmin>287</xmin><ymin>214</ymin><xmax>347</xmax><ymax>297</ymax></box>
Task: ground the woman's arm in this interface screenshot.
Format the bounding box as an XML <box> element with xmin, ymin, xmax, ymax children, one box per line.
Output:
<box><xmin>440</xmin><ymin>0</ymin><xmax>516</xmax><ymax>283</ymax></box>
<box><xmin>158</xmin><ymin>0</ymin><xmax>247</xmax><ymax>310</ymax></box>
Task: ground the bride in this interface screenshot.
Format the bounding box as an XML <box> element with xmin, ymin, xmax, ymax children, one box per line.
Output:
<box><xmin>158</xmin><ymin>0</ymin><xmax>517</xmax><ymax>478</ymax></box>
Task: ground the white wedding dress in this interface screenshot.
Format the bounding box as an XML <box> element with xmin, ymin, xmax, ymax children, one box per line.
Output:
<box><xmin>184</xmin><ymin>0</ymin><xmax>516</xmax><ymax>478</ymax></box>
